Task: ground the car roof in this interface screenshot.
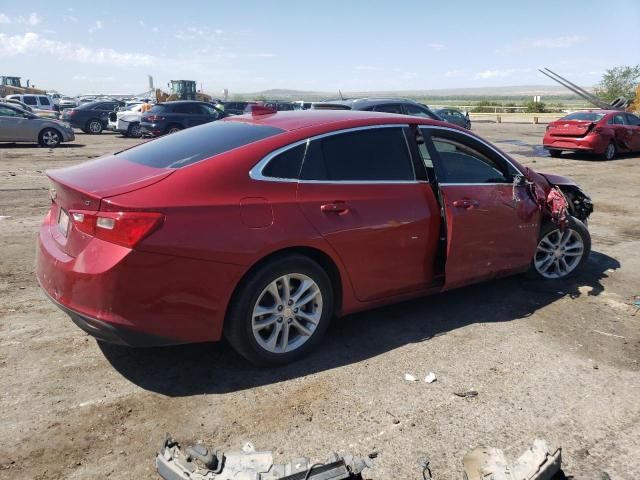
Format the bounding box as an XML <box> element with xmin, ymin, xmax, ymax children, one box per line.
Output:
<box><xmin>223</xmin><ymin>109</ymin><xmax>447</xmax><ymax>133</ymax></box>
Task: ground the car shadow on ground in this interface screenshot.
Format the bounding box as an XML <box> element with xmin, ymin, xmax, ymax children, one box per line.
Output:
<box><xmin>99</xmin><ymin>251</ymin><xmax>619</xmax><ymax>397</ymax></box>
<box><xmin>560</xmin><ymin>151</ymin><xmax>639</xmax><ymax>162</ymax></box>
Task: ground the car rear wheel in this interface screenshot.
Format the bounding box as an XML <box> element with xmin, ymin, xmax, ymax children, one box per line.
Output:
<box><xmin>225</xmin><ymin>255</ymin><xmax>333</xmax><ymax>366</ymax></box>
<box><xmin>548</xmin><ymin>149</ymin><xmax>562</xmax><ymax>157</ymax></box>
<box><xmin>87</xmin><ymin>119</ymin><xmax>103</xmax><ymax>134</ymax></box>
<box><xmin>603</xmin><ymin>142</ymin><xmax>616</xmax><ymax>160</ymax></box>
<box><xmin>38</xmin><ymin>128</ymin><xmax>62</xmax><ymax>148</ymax></box>
<box><xmin>529</xmin><ymin>217</ymin><xmax>590</xmax><ymax>280</ymax></box>
<box><xmin>127</xmin><ymin>123</ymin><xmax>142</xmax><ymax>138</ymax></box>
<box><xmin>166</xmin><ymin>125</ymin><xmax>182</xmax><ymax>134</ymax></box>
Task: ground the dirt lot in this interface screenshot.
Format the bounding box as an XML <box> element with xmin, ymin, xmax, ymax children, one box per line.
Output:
<box><xmin>1</xmin><ymin>124</ymin><xmax>639</xmax><ymax>480</ymax></box>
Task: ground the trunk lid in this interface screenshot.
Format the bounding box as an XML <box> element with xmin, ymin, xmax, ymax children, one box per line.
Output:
<box><xmin>547</xmin><ymin>120</ymin><xmax>595</xmax><ymax>138</ymax></box>
<box><xmin>45</xmin><ymin>155</ymin><xmax>173</xmax><ymax>257</ymax></box>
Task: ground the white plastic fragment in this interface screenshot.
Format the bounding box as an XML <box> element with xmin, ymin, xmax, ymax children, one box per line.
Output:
<box><xmin>425</xmin><ymin>372</ymin><xmax>437</xmax><ymax>383</ymax></box>
<box><xmin>404</xmin><ymin>373</ymin><xmax>417</xmax><ymax>382</ymax></box>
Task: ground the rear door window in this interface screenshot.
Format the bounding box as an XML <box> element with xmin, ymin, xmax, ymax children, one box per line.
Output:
<box><xmin>199</xmin><ymin>104</ymin><xmax>220</xmax><ymax>117</ymax></box>
<box><xmin>372</xmin><ymin>104</ymin><xmax>404</xmax><ymax>114</ymax></box>
<box><xmin>262</xmin><ymin>143</ymin><xmax>306</xmax><ymax>179</ymax></box>
<box><xmin>300</xmin><ymin>127</ymin><xmax>414</xmax><ymax>181</ymax></box>
<box><xmin>405</xmin><ymin>104</ymin><xmax>436</xmax><ymax>119</ymax></box>
<box><xmin>39</xmin><ymin>96</ymin><xmax>51</xmax><ymax>106</ymax></box>
<box><xmin>23</xmin><ymin>96</ymin><xmax>37</xmax><ymax>106</ymax></box>
<box><xmin>0</xmin><ymin>106</ymin><xmax>20</xmax><ymax>117</ymax></box>
<box><xmin>624</xmin><ymin>114</ymin><xmax>640</xmax><ymax>126</ymax></box>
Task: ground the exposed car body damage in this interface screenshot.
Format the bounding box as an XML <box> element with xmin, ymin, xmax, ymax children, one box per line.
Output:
<box><xmin>538</xmin><ymin>172</ymin><xmax>594</xmax><ymax>222</ymax></box>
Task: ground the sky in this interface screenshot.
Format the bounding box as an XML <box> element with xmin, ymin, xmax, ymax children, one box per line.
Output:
<box><xmin>0</xmin><ymin>0</ymin><xmax>639</xmax><ymax>96</ymax></box>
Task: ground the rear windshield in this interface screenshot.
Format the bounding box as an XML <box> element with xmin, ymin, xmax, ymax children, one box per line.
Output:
<box><xmin>148</xmin><ymin>104</ymin><xmax>170</xmax><ymax>113</ymax></box>
<box><xmin>116</xmin><ymin>121</ymin><xmax>284</xmax><ymax>168</ymax></box>
<box><xmin>562</xmin><ymin>112</ymin><xmax>606</xmax><ymax>121</ymax></box>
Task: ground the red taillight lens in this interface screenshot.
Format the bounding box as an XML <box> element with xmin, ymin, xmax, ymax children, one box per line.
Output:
<box><xmin>67</xmin><ymin>109</ymin><xmax>76</xmax><ymax>116</ymax></box>
<box><xmin>70</xmin><ymin>210</ymin><xmax>164</xmax><ymax>248</ymax></box>
<box><xmin>144</xmin><ymin>115</ymin><xmax>165</xmax><ymax>122</ymax></box>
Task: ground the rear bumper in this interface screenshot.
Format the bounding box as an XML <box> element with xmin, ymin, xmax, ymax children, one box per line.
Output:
<box><xmin>543</xmin><ymin>134</ymin><xmax>607</xmax><ymax>154</ymax></box>
<box><xmin>35</xmin><ymin>213</ymin><xmax>245</xmax><ymax>346</ymax></box>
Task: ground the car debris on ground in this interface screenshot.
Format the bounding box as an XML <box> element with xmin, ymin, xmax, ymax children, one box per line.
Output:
<box><xmin>463</xmin><ymin>439</ymin><xmax>561</xmax><ymax>480</ymax></box>
<box><xmin>156</xmin><ymin>435</ymin><xmax>371</xmax><ymax>480</ymax></box>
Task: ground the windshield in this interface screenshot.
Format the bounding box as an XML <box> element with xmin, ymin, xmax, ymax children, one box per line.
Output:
<box><xmin>116</xmin><ymin>120</ymin><xmax>284</xmax><ymax>168</ymax></box>
<box><xmin>562</xmin><ymin>112</ymin><xmax>606</xmax><ymax>122</ymax></box>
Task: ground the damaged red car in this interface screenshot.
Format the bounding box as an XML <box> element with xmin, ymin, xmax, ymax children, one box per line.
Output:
<box><xmin>544</xmin><ymin>110</ymin><xmax>640</xmax><ymax>160</ymax></box>
<box><xmin>36</xmin><ymin>110</ymin><xmax>594</xmax><ymax>365</ymax></box>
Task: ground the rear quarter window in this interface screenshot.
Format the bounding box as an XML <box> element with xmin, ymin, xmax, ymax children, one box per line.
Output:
<box><xmin>116</xmin><ymin>121</ymin><xmax>284</xmax><ymax>168</ymax></box>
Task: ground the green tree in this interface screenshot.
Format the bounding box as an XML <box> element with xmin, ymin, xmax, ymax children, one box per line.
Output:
<box><xmin>595</xmin><ymin>65</ymin><xmax>640</xmax><ymax>103</ymax></box>
<box><xmin>524</xmin><ymin>100</ymin><xmax>546</xmax><ymax>113</ymax></box>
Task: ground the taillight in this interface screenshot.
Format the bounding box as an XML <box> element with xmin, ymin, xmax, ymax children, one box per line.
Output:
<box><xmin>144</xmin><ymin>115</ymin><xmax>165</xmax><ymax>122</ymax></box>
<box><xmin>70</xmin><ymin>210</ymin><xmax>164</xmax><ymax>248</ymax></box>
<box><xmin>67</xmin><ymin>109</ymin><xmax>76</xmax><ymax>116</ymax></box>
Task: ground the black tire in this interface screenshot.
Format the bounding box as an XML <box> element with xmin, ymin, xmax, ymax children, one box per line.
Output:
<box><xmin>86</xmin><ymin>119</ymin><xmax>103</xmax><ymax>134</ymax></box>
<box><xmin>603</xmin><ymin>142</ymin><xmax>616</xmax><ymax>160</ymax></box>
<box><xmin>127</xmin><ymin>123</ymin><xmax>142</xmax><ymax>138</ymax></box>
<box><xmin>38</xmin><ymin>128</ymin><xmax>62</xmax><ymax>148</ymax></box>
<box><xmin>527</xmin><ymin>216</ymin><xmax>591</xmax><ymax>280</ymax></box>
<box><xmin>166</xmin><ymin>124</ymin><xmax>182</xmax><ymax>134</ymax></box>
<box><xmin>548</xmin><ymin>149</ymin><xmax>562</xmax><ymax>157</ymax></box>
<box><xmin>225</xmin><ymin>254</ymin><xmax>334</xmax><ymax>366</ymax></box>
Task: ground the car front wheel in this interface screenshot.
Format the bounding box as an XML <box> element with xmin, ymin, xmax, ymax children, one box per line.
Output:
<box><xmin>225</xmin><ymin>255</ymin><xmax>333</xmax><ymax>366</ymax></box>
<box><xmin>530</xmin><ymin>217</ymin><xmax>591</xmax><ymax>280</ymax></box>
<box><xmin>38</xmin><ymin>128</ymin><xmax>62</xmax><ymax>148</ymax></box>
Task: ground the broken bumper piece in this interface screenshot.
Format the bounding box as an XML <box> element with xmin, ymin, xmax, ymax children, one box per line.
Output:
<box><xmin>156</xmin><ymin>434</ymin><xmax>371</xmax><ymax>480</ymax></box>
<box><xmin>463</xmin><ymin>438</ymin><xmax>561</xmax><ymax>480</ymax></box>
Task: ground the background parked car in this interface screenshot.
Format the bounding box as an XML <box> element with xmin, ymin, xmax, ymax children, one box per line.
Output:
<box><xmin>312</xmin><ymin>97</ymin><xmax>444</xmax><ymax>121</ymax></box>
<box><xmin>261</xmin><ymin>101</ymin><xmax>297</xmax><ymax>111</ymax></box>
<box><xmin>0</xmin><ymin>103</ymin><xmax>74</xmax><ymax>147</ymax></box>
<box><xmin>140</xmin><ymin>101</ymin><xmax>225</xmax><ymax>137</ymax></box>
<box><xmin>58</xmin><ymin>97</ymin><xmax>78</xmax><ymax>109</ymax></box>
<box><xmin>0</xmin><ymin>98</ymin><xmax>59</xmax><ymax>119</ymax></box>
<box><xmin>6</xmin><ymin>94</ymin><xmax>59</xmax><ymax>112</ymax></box>
<box><xmin>433</xmin><ymin>107</ymin><xmax>471</xmax><ymax>129</ymax></box>
<box><xmin>108</xmin><ymin>103</ymin><xmax>145</xmax><ymax>137</ymax></box>
<box><xmin>61</xmin><ymin>100</ymin><xmax>123</xmax><ymax>134</ymax></box>
<box><xmin>223</xmin><ymin>101</ymin><xmax>259</xmax><ymax>115</ymax></box>
<box><xmin>544</xmin><ymin>110</ymin><xmax>640</xmax><ymax>160</ymax></box>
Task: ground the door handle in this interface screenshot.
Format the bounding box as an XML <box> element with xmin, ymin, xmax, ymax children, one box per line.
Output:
<box><xmin>452</xmin><ymin>199</ymin><xmax>479</xmax><ymax>209</ymax></box>
<box><xmin>321</xmin><ymin>202</ymin><xmax>350</xmax><ymax>215</ymax></box>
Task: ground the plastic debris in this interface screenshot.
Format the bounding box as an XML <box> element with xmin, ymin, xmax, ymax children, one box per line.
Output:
<box><xmin>404</xmin><ymin>373</ymin><xmax>417</xmax><ymax>382</ymax></box>
<box><xmin>424</xmin><ymin>372</ymin><xmax>437</xmax><ymax>383</ymax></box>
<box><xmin>463</xmin><ymin>438</ymin><xmax>561</xmax><ymax>480</ymax></box>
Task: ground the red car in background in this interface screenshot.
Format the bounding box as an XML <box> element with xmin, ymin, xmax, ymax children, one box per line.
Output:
<box><xmin>544</xmin><ymin>110</ymin><xmax>640</xmax><ymax>160</ymax></box>
<box><xmin>36</xmin><ymin>110</ymin><xmax>593</xmax><ymax>365</ymax></box>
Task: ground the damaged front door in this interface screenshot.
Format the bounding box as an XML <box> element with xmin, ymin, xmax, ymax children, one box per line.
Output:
<box><xmin>419</xmin><ymin>127</ymin><xmax>541</xmax><ymax>289</ymax></box>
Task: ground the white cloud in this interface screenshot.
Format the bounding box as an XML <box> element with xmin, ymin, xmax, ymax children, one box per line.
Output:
<box><xmin>139</xmin><ymin>20</ymin><xmax>145</xmax><ymax>27</ymax></box>
<box><xmin>356</xmin><ymin>65</ymin><xmax>378</xmax><ymax>71</ymax></box>
<box><xmin>63</xmin><ymin>15</ymin><xmax>78</xmax><ymax>23</ymax></box>
<box><xmin>445</xmin><ymin>69</ymin><xmax>466</xmax><ymax>78</ymax></box>
<box><xmin>89</xmin><ymin>20</ymin><xmax>103</xmax><ymax>33</ymax></box>
<box><xmin>475</xmin><ymin>68</ymin><xmax>518</xmax><ymax>80</ymax></box>
<box><xmin>249</xmin><ymin>53</ymin><xmax>276</xmax><ymax>58</ymax></box>
<box><xmin>152</xmin><ymin>27</ymin><xmax>159</xmax><ymax>33</ymax></box>
<box><xmin>215</xmin><ymin>29</ymin><xmax>224</xmax><ymax>35</ymax></box>
<box><xmin>26</xmin><ymin>13</ymin><xmax>41</xmax><ymax>26</ymax></box>
<box><xmin>0</xmin><ymin>32</ymin><xmax>158</xmax><ymax>67</ymax></box>
<box><xmin>529</xmin><ymin>35</ymin><xmax>587</xmax><ymax>48</ymax></box>
<box><xmin>428</xmin><ymin>42</ymin><xmax>445</xmax><ymax>50</ymax></box>
<box><xmin>0</xmin><ymin>13</ymin><xmax>10</xmax><ymax>24</ymax></box>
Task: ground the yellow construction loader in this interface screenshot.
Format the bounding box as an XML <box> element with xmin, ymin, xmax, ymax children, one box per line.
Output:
<box><xmin>0</xmin><ymin>76</ymin><xmax>47</xmax><ymax>97</ymax></box>
<box><xmin>155</xmin><ymin>80</ymin><xmax>211</xmax><ymax>103</ymax></box>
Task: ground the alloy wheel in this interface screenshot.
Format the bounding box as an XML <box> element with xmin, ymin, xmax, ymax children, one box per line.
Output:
<box><xmin>42</xmin><ymin>130</ymin><xmax>60</xmax><ymax>147</ymax></box>
<box><xmin>89</xmin><ymin>121</ymin><xmax>102</xmax><ymax>133</ymax></box>
<box><xmin>130</xmin><ymin>124</ymin><xmax>141</xmax><ymax>137</ymax></box>
<box><xmin>605</xmin><ymin>143</ymin><xmax>616</xmax><ymax>160</ymax></box>
<box><xmin>534</xmin><ymin>228</ymin><xmax>584</xmax><ymax>279</ymax></box>
<box><xmin>251</xmin><ymin>273</ymin><xmax>323</xmax><ymax>354</ymax></box>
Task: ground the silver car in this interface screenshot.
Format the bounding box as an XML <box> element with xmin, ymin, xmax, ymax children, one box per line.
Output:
<box><xmin>0</xmin><ymin>103</ymin><xmax>75</xmax><ymax>147</ymax></box>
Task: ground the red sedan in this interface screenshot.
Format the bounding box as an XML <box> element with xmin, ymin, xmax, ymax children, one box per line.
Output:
<box><xmin>36</xmin><ymin>110</ymin><xmax>593</xmax><ymax>365</ymax></box>
<box><xmin>544</xmin><ymin>110</ymin><xmax>640</xmax><ymax>160</ymax></box>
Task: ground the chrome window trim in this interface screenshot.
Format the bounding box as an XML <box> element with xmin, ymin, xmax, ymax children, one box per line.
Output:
<box><xmin>419</xmin><ymin>125</ymin><xmax>524</xmax><ymax>177</ymax></box>
<box><xmin>249</xmin><ymin>124</ymin><xmax>418</xmax><ymax>184</ymax></box>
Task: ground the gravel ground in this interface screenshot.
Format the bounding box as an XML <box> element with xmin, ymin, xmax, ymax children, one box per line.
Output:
<box><xmin>1</xmin><ymin>123</ymin><xmax>639</xmax><ymax>480</ymax></box>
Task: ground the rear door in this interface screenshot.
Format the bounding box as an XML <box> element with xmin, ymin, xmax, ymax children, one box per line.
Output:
<box><xmin>92</xmin><ymin>102</ymin><xmax>118</xmax><ymax>125</ymax></box>
<box><xmin>296</xmin><ymin>126</ymin><xmax>441</xmax><ymax>301</ymax></box>
<box><xmin>625</xmin><ymin>114</ymin><xmax>640</xmax><ymax>151</ymax></box>
<box><xmin>419</xmin><ymin>126</ymin><xmax>540</xmax><ymax>289</ymax></box>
